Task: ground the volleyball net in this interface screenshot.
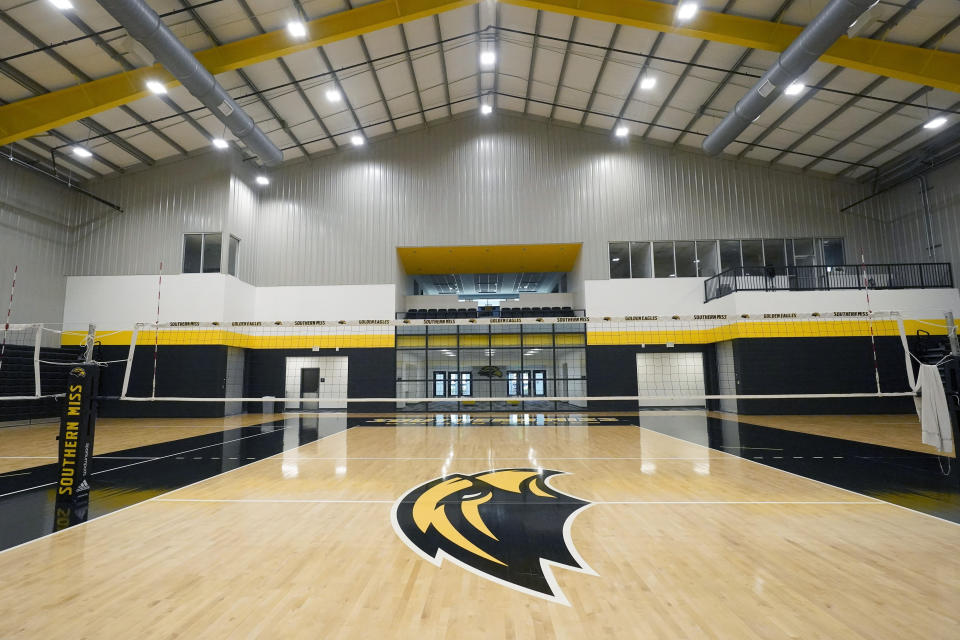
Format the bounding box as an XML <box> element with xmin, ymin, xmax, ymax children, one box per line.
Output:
<box><xmin>2</xmin><ymin>312</ymin><xmax>949</xmax><ymax>418</ymax></box>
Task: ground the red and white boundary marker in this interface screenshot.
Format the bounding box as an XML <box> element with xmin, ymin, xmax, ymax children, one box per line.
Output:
<box><xmin>152</xmin><ymin>262</ymin><xmax>162</xmax><ymax>398</ymax></box>
<box><xmin>0</xmin><ymin>265</ymin><xmax>17</xmax><ymax>373</ymax></box>
<box><xmin>860</xmin><ymin>249</ymin><xmax>882</xmax><ymax>394</ymax></box>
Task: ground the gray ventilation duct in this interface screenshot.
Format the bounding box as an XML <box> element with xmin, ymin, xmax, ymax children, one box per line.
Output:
<box><xmin>96</xmin><ymin>0</ymin><xmax>283</xmax><ymax>167</ymax></box>
<box><xmin>702</xmin><ymin>0</ymin><xmax>877</xmax><ymax>157</ymax></box>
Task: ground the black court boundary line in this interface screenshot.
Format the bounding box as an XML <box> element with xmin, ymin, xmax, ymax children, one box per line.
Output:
<box><xmin>0</xmin><ymin>423</ymin><xmax>352</xmax><ymax>557</ymax></box>
<box><xmin>635</xmin><ymin>423</ymin><xmax>960</xmax><ymax>528</ymax></box>
<box><xmin>0</xmin><ymin>425</ymin><xmax>288</xmax><ymax>499</ymax></box>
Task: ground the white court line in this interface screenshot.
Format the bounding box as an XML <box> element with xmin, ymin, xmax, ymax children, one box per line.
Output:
<box><xmin>635</xmin><ymin>424</ymin><xmax>960</xmax><ymax>528</ymax></box>
<box><xmin>274</xmin><ymin>456</ymin><xmax>717</xmax><ymax>461</ymax></box>
<box><xmin>0</xmin><ymin>472</ymin><xmax>31</xmax><ymax>478</ymax></box>
<box><xmin>153</xmin><ymin>498</ymin><xmax>881</xmax><ymax>505</ymax></box>
<box><xmin>0</xmin><ymin>456</ymin><xmax>56</xmax><ymax>459</ymax></box>
<box><xmin>0</xmin><ymin>427</ymin><xmax>350</xmax><ymax>556</ymax></box>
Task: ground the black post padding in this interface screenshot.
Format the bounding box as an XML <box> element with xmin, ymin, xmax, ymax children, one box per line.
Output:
<box><xmin>53</xmin><ymin>363</ymin><xmax>99</xmax><ymax>531</ymax></box>
<box><xmin>942</xmin><ymin>359</ymin><xmax>960</xmax><ymax>487</ymax></box>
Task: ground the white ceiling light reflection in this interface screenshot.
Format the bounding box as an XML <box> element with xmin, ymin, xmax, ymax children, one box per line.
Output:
<box><xmin>335</xmin><ymin>464</ymin><xmax>347</xmax><ymax>477</ymax></box>
<box><xmin>641</xmin><ymin>461</ymin><xmax>657</xmax><ymax>475</ymax></box>
<box><xmin>693</xmin><ymin>461</ymin><xmax>710</xmax><ymax>476</ymax></box>
<box><xmin>282</xmin><ymin>460</ymin><xmax>299</xmax><ymax>479</ymax></box>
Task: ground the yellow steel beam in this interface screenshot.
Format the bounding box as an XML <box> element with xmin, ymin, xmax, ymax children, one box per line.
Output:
<box><xmin>501</xmin><ymin>0</ymin><xmax>960</xmax><ymax>94</ymax></box>
<box><xmin>0</xmin><ymin>0</ymin><xmax>474</xmax><ymax>147</ymax></box>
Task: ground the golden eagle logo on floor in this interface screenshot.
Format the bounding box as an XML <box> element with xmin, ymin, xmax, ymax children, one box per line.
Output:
<box><xmin>391</xmin><ymin>469</ymin><xmax>595</xmax><ymax>605</ymax></box>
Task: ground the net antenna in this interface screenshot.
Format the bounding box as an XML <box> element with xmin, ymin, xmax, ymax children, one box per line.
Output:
<box><xmin>0</xmin><ymin>264</ymin><xmax>17</xmax><ymax>373</ymax></box>
<box><xmin>947</xmin><ymin>311</ymin><xmax>960</xmax><ymax>358</ymax></box>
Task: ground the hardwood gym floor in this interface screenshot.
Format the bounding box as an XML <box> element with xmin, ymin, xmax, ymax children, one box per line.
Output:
<box><xmin>0</xmin><ymin>413</ymin><xmax>958</xmax><ymax>638</ymax></box>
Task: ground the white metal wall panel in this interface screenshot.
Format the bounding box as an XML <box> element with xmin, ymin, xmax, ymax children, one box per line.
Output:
<box><xmin>0</xmin><ymin>163</ymin><xmax>75</xmax><ymax>323</ymax></box>
<box><xmin>255</xmin><ymin>114</ymin><xmax>893</xmax><ymax>285</ymax></box>
<box><xmin>852</xmin><ymin>157</ymin><xmax>960</xmax><ymax>290</ymax></box>
<box><xmin>63</xmin><ymin>115</ymin><xmax>913</xmax><ymax>288</ymax></box>
<box><xmin>67</xmin><ymin>154</ymin><xmax>233</xmax><ymax>277</ymax></box>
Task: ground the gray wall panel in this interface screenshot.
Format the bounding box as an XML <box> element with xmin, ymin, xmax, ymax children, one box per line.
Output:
<box><xmin>68</xmin><ymin>155</ymin><xmax>232</xmax><ymax>276</ymax></box>
<box><xmin>255</xmin><ymin>114</ymin><xmax>891</xmax><ymax>285</ymax></box>
<box><xmin>0</xmin><ymin>163</ymin><xmax>75</xmax><ymax>323</ymax></box>
<box><xmin>63</xmin><ymin>115</ymin><xmax>905</xmax><ymax>288</ymax></box>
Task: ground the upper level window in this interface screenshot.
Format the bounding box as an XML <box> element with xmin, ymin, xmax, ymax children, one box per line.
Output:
<box><xmin>610</xmin><ymin>238</ymin><xmax>844</xmax><ymax>279</ymax></box>
<box><xmin>183</xmin><ymin>233</ymin><xmax>223</xmax><ymax>274</ymax></box>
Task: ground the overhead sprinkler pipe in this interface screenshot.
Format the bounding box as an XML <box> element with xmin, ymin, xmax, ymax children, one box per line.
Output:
<box><xmin>95</xmin><ymin>0</ymin><xmax>283</xmax><ymax>167</ymax></box>
<box><xmin>702</xmin><ymin>0</ymin><xmax>878</xmax><ymax>156</ymax></box>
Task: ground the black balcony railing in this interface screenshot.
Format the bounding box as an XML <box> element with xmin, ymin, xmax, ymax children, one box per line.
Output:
<box><xmin>704</xmin><ymin>263</ymin><xmax>954</xmax><ymax>302</ymax></box>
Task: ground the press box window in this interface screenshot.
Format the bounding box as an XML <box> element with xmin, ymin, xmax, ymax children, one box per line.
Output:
<box><xmin>183</xmin><ymin>233</ymin><xmax>222</xmax><ymax>274</ymax></box>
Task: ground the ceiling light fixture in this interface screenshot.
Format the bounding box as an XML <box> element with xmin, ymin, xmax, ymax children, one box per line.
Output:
<box><xmin>784</xmin><ymin>81</ymin><xmax>805</xmax><ymax>96</ymax></box>
<box><xmin>255</xmin><ymin>176</ymin><xmax>270</xmax><ymax>186</ymax></box>
<box><xmin>351</xmin><ymin>135</ymin><xmax>365</xmax><ymax>147</ymax></box>
<box><xmin>480</xmin><ymin>51</ymin><xmax>496</xmax><ymax>67</ymax></box>
<box><xmin>676</xmin><ymin>2</ymin><xmax>699</xmax><ymax>21</ymax></box>
<box><xmin>212</xmin><ymin>138</ymin><xmax>229</xmax><ymax>149</ymax></box>
<box><xmin>480</xmin><ymin>104</ymin><xmax>493</xmax><ymax>115</ymax></box>
<box><xmin>145</xmin><ymin>80</ymin><xmax>167</xmax><ymax>95</ymax></box>
<box><xmin>49</xmin><ymin>0</ymin><xmax>73</xmax><ymax>10</ymax></box>
<box><xmin>287</xmin><ymin>21</ymin><xmax>307</xmax><ymax>38</ymax></box>
<box><xmin>924</xmin><ymin>116</ymin><xmax>948</xmax><ymax>130</ymax></box>
<box><xmin>615</xmin><ymin>126</ymin><xmax>630</xmax><ymax>138</ymax></box>
<box><xmin>325</xmin><ymin>89</ymin><xmax>342</xmax><ymax>103</ymax></box>
<box><xmin>639</xmin><ymin>75</ymin><xmax>656</xmax><ymax>90</ymax></box>
<box><xmin>72</xmin><ymin>146</ymin><xmax>92</xmax><ymax>158</ymax></box>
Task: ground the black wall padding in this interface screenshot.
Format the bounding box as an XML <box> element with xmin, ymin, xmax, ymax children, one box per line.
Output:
<box><xmin>96</xmin><ymin>345</ymin><xmax>228</xmax><ymax>418</ymax></box>
<box><xmin>730</xmin><ymin>336</ymin><xmax>914</xmax><ymax>415</ymax></box>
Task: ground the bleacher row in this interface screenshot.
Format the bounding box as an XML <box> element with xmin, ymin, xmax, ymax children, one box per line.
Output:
<box><xmin>403</xmin><ymin>306</ymin><xmax>576</xmax><ymax>320</ymax></box>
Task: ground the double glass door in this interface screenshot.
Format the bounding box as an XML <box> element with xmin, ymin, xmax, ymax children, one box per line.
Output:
<box><xmin>507</xmin><ymin>370</ymin><xmax>546</xmax><ymax>397</ymax></box>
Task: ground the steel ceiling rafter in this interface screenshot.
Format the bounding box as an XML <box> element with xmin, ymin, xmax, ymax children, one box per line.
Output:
<box><xmin>0</xmin><ymin>0</ymin><xmax>474</xmax><ymax>147</ymax></box>
<box><xmin>0</xmin><ymin>10</ymin><xmax>190</xmax><ymax>158</ymax></box>
<box><xmin>343</xmin><ymin>0</ymin><xmax>400</xmax><ymax>133</ymax></box>
<box><xmin>493</xmin><ymin>2</ymin><xmax>502</xmax><ymax>110</ymax></box>
<box><xmin>798</xmin><ymin>14</ymin><xmax>960</xmax><ymax>171</ymax></box>
<box><xmin>0</xmin><ymin>61</ymin><xmax>132</xmax><ymax>172</ymax></box>
<box><xmin>45</xmin><ymin>27</ymin><xmax>489</xmax><ymax>152</ymax></box>
<box><xmin>499</xmin><ymin>0</ymin><xmax>960</xmax><ymax>92</ymax></box>
<box><xmin>837</xmin><ymin>96</ymin><xmax>960</xmax><ymax>179</ymax></box>
<box><xmin>736</xmin><ymin>0</ymin><xmax>924</xmax><ymax>159</ymax></box>
<box><xmin>492</xmin><ymin>89</ymin><xmax>878</xmax><ymax>169</ymax></box>
<box><xmin>492</xmin><ymin>22</ymin><xmax>960</xmax><ymax>113</ymax></box>
<box><xmin>801</xmin><ymin>85</ymin><xmax>932</xmax><ymax>172</ymax></box>
<box><xmin>56</xmin><ymin>9</ymin><xmax>209</xmax><ymax>157</ymax></box>
<box><xmin>396</xmin><ymin>21</ymin><xmax>429</xmax><ymax>125</ymax></box>
<box><xmin>671</xmin><ymin>0</ymin><xmax>796</xmax><ymax>148</ymax></box>
<box><xmin>521</xmin><ymin>10</ymin><xmax>542</xmax><ymax>116</ymax></box>
<box><xmin>547</xmin><ymin>17</ymin><xmax>579</xmax><ymax>121</ymax></box>
<box><xmin>0</xmin><ymin>98</ymin><xmax>104</xmax><ymax>178</ymax></box>
<box><xmin>612</xmin><ymin>31</ymin><xmax>665</xmax><ymax>129</ymax></box>
<box><xmin>766</xmin><ymin>13</ymin><xmax>959</xmax><ymax>168</ymax></box>
<box><xmin>578</xmin><ymin>24</ymin><xmax>620</xmax><ymax>127</ymax></box>
<box><xmin>640</xmin><ymin>0</ymin><xmax>735</xmax><ymax>140</ymax></box>
<box><xmin>206</xmin><ymin>0</ymin><xmax>310</xmax><ymax>157</ymax></box>
<box><xmin>433</xmin><ymin>14</ymin><xmax>454</xmax><ymax>119</ymax></box>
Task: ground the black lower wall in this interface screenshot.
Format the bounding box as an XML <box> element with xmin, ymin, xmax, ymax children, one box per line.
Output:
<box><xmin>243</xmin><ymin>348</ymin><xmax>396</xmax><ymax>413</ymax></box>
<box><xmin>96</xmin><ymin>345</ymin><xmax>228</xmax><ymax>418</ymax></box>
<box><xmin>731</xmin><ymin>336</ymin><xmax>915</xmax><ymax>414</ymax></box>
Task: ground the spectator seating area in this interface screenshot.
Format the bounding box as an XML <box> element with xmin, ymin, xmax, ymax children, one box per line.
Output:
<box><xmin>402</xmin><ymin>306</ymin><xmax>576</xmax><ymax>320</ymax></box>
